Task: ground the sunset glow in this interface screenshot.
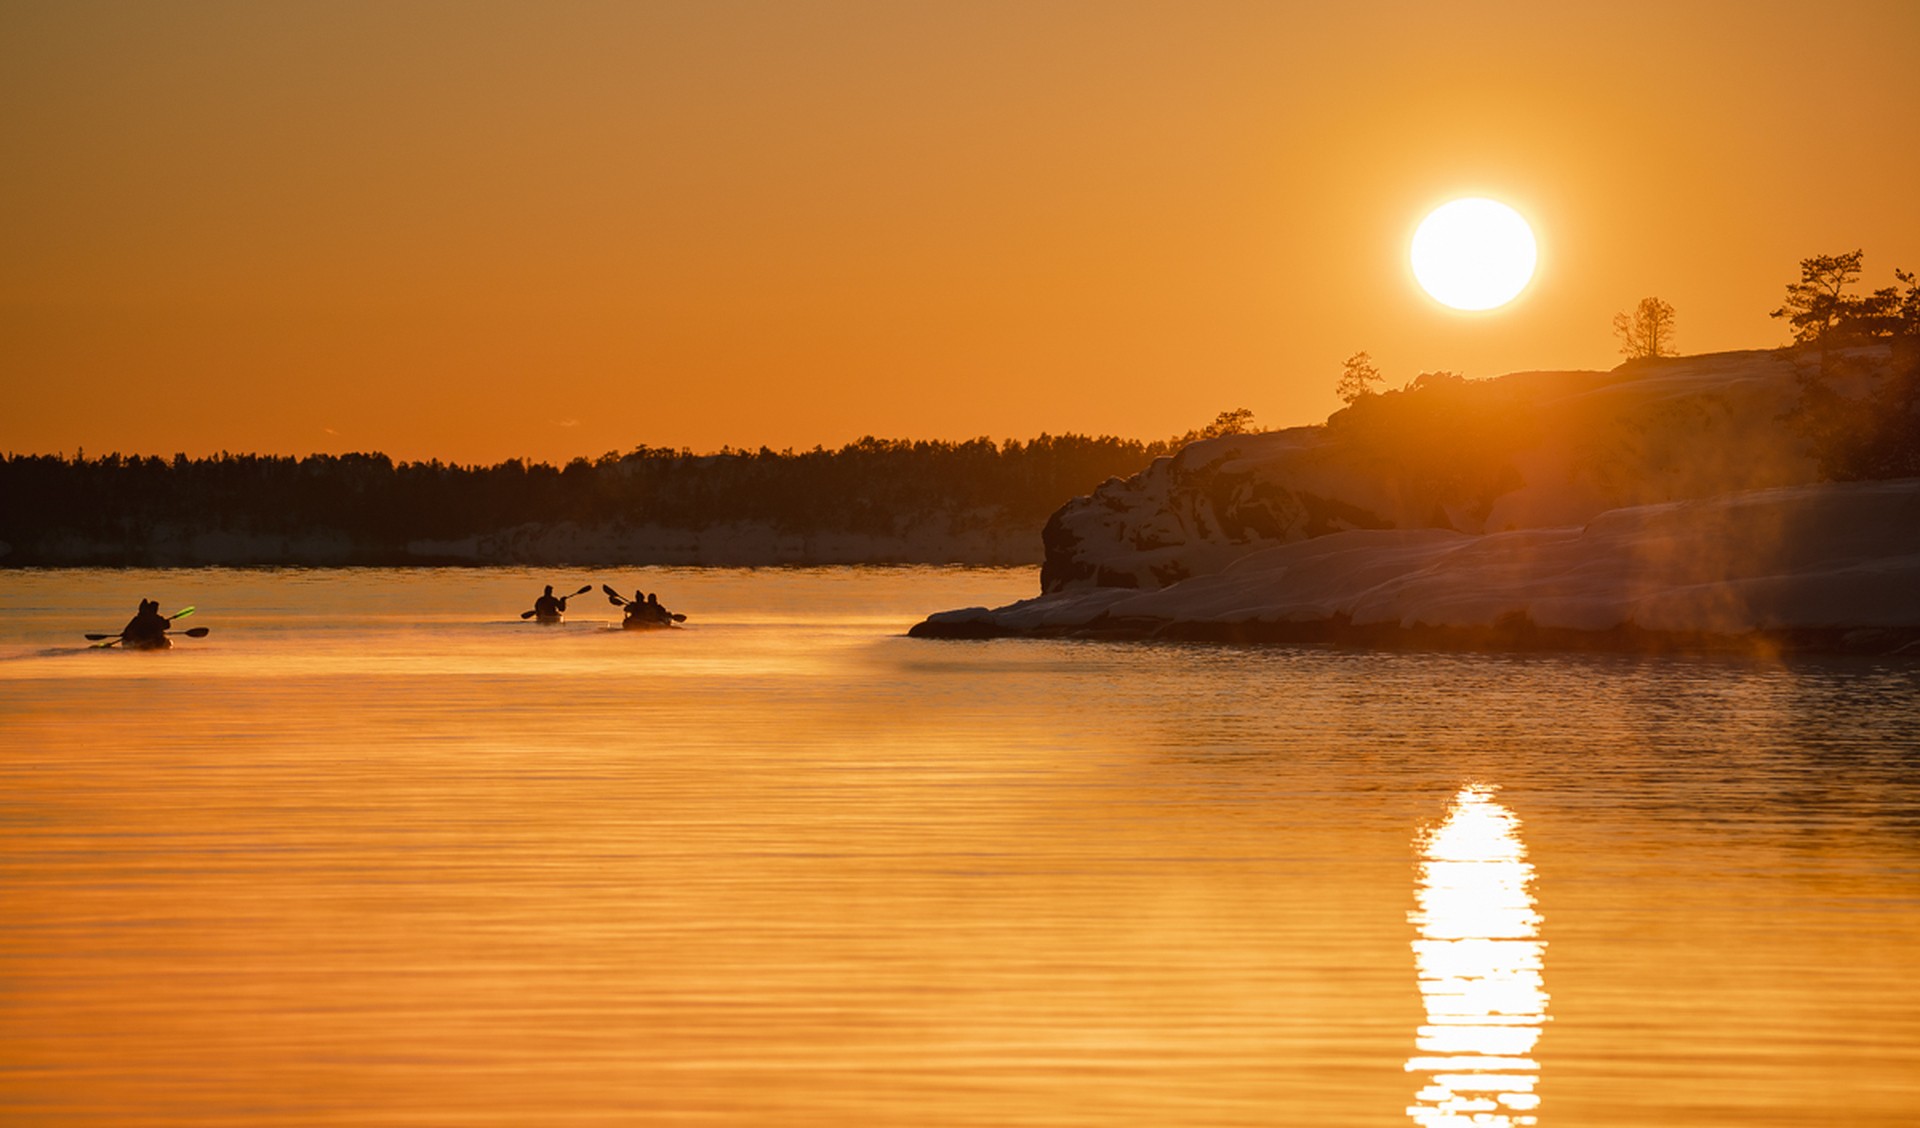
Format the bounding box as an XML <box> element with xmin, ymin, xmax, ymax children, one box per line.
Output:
<box><xmin>3</xmin><ymin>4</ymin><xmax>1916</xmax><ymax>463</ymax></box>
<box><xmin>1411</xmin><ymin>199</ymin><xmax>1538</xmax><ymax>312</ymax></box>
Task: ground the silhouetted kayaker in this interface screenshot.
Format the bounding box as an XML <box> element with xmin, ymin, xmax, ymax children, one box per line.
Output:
<box><xmin>621</xmin><ymin>590</ymin><xmax>674</xmax><ymax>628</ymax></box>
<box><xmin>121</xmin><ymin>600</ymin><xmax>170</xmax><ymax>645</ymax></box>
<box><xmin>532</xmin><ymin>584</ymin><xmax>569</xmax><ymax>623</ymax></box>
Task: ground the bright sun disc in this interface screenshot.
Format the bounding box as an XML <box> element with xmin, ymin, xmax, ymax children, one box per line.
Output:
<box><xmin>1411</xmin><ymin>198</ymin><xmax>1537</xmax><ymax>311</ymax></box>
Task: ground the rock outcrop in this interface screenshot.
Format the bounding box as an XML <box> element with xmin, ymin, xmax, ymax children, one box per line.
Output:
<box><xmin>920</xmin><ymin>344</ymin><xmax>1920</xmax><ymax>653</ymax></box>
<box><xmin>1037</xmin><ymin>347</ymin><xmax>1867</xmax><ymax>594</ymax></box>
<box><xmin>918</xmin><ymin>479</ymin><xmax>1920</xmax><ymax>653</ymax></box>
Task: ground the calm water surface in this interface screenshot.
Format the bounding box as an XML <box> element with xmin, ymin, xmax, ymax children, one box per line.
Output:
<box><xmin>2</xmin><ymin>567</ymin><xmax>1918</xmax><ymax>1126</ymax></box>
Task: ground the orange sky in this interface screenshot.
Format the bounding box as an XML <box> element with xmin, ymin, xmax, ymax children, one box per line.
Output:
<box><xmin>4</xmin><ymin>0</ymin><xmax>1917</xmax><ymax>465</ymax></box>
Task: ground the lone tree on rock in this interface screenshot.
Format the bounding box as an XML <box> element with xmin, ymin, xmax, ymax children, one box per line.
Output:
<box><xmin>1773</xmin><ymin>250</ymin><xmax>1873</xmax><ymax>343</ymax></box>
<box><xmin>1612</xmin><ymin>296</ymin><xmax>1677</xmax><ymax>359</ymax></box>
<box><xmin>1335</xmin><ymin>351</ymin><xmax>1384</xmax><ymax>405</ymax></box>
<box><xmin>1772</xmin><ymin>250</ymin><xmax>1920</xmax><ymax>343</ymax></box>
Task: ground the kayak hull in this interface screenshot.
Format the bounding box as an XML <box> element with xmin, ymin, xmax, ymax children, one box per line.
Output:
<box><xmin>122</xmin><ymin>635</ymin><xmax>172</xmax><ymax>651</ymax></box>
<box><xmin>622</xmin><ymin>617</ymin><xmax>676</xmax><ymax>630</ymax></box>
<box><xmin>533</xmin><ymin>614</ymin><xmax>564</xmax><ymax>625</ymax></box>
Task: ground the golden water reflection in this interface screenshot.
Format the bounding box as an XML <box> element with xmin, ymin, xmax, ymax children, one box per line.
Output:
<box><xmin>1407</xmin><ymin>785</ymin><xmax>1548</xmax><ymax>1127</ymax></box>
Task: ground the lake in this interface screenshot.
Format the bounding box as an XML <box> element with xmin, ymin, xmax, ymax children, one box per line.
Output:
<box><xmin>2</xmin><ymin>566</ymin><xmax>1918</xmax><ymax>1126</ymax></box>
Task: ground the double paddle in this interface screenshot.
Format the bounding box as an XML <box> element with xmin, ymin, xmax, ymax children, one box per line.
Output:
<box><xmin>521</xmin><ymin>585</ymin><xmax>593</xmax><ymax>619</ymax></box>
<box><xmin>86</xmin><ymin>606</ymin><xmax>210</xmax><ymax>647</ymax></box>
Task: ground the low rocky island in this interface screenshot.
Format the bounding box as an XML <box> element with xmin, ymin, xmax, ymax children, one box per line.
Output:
<box><xmin>913</xmin><ymin>344</ymin><xmax>1920</xmax><ymax>654</ymax></box>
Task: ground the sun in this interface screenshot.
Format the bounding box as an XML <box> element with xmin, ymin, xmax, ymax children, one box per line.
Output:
<box><xmin>1410</xmin><ymin>198</ymin><xmax>1537</xmax><ymax>311</ymax></box>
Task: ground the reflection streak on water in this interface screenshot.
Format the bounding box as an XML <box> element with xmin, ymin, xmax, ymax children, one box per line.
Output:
<box><xmin>1407</xmin><ymin>785</ymin><xmax>1548</xmax><ymax>1127</ymax></box>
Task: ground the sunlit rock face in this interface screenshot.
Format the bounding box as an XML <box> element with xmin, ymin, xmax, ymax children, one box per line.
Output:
<box><xmin>1406</xmin><ymin>785</ymin><xmax>1548</xmax><ymax>1128</ymax></box>
<box><xmin>1038</xmin><ymin>347</ymin><xmax>1892</xmax><ymax>594</ymax></box>
<box><xmin>912</xmin><ymin>477</ymin><xmax>1920</xmax><ymax>647</ymax></box>
<box><xmin>1038</xmin><ymin>428</ymin><xmax>1396</xmax><ymax>593</ymax></box>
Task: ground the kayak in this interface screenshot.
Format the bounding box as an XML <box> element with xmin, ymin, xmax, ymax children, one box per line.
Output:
<box><xmin>621</xmin><ymin>616</ymin><xmax>677</xmax><ymax>631</ymax></box>
<box><xmin>533</xmin><ymin>613</ymin><xmax>565</xmax><ymax>625</ymax></box>
<box><xmin>122</xmin><ymin>635</ymin><xmax>172</xmax><ymax>651</ymax></box>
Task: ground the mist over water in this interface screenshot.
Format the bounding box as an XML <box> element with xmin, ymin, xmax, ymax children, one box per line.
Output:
<box><xmin>3</xmin><ymin>567</ymin><xmax>1918</xmax><ymax>1126</ymax></box>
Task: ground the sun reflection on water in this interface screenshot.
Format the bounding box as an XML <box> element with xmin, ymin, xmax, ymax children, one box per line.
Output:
<box><xmin>1407</xmin><ymin>785</ymin><xmax>1548</xmax><ymax>1127</ymax></box>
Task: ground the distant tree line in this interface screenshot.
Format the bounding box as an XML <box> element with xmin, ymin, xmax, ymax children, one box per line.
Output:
<box><xmin>0</xmin><ymin>415</ymin><xmax>1265</xmax><ymax>563</ymax></box>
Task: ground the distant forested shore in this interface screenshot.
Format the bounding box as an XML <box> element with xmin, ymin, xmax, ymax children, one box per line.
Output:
<box><xmin>0</xmin><ymin>425</ymin><xmax>1251</xmax><ymax>566</ymax></box>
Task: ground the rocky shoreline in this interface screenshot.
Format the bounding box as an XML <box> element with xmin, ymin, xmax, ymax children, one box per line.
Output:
<box><xmin>911</xmin><ymin>479</ymin><xmax>1920</xmax><ymax>655</ymax></box>
<box><xmin>911</xmin><ymin>609</ymin><xmax>1920</xmax><ymax>657</ymax></box>
<box><xmin>913</xmin><ymin>346</ymin><xmax>1920</xmax><ymax>656</ymax></box>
